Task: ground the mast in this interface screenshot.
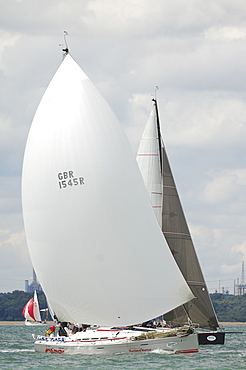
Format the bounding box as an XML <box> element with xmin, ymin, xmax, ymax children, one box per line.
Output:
<box><xmin>152</xmin><ymin>95</ymin><xmax>162</xmax><ymax>175</ymax></box>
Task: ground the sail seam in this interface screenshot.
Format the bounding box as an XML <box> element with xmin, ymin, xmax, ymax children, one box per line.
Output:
<box><xmin>186</xmin><ymin>280</ymin><xmax>206</xmax><ymax>285</ymax></box>
<box><xmin>163</xmin><ymin>231</ymin><xmax>191</xmax><ymax>237</ymax></box>
<box><xmin>163</xmin><ymin>185</ymin><xmax>176</xmax><ymax>189</ymax></box>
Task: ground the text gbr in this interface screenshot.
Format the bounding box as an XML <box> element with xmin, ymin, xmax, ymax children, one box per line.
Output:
<box><xmin>58</xmin><ymin>171</ymin><xmax>85</xmax><ymax>189</ymax></box>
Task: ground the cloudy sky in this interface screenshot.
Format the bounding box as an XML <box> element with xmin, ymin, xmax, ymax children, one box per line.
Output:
<box><xmin>0</xmin><ymin>0</ymin><xmax>245</xmax><ymax>294</ymax></box>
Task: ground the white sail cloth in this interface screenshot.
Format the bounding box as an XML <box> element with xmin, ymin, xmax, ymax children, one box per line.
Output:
<box><xmin>137</xmin><ymin>106</ymin><xmax>163</xmax><ymax>226</ymax></box>
<box><xmin>22</xmin><ymin>55</ymin><xmax>194</xmax><ymax>326</ymax></box>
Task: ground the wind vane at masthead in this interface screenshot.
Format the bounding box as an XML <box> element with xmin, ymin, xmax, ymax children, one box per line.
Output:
<box><xmin>61</xmin><ymin>31</ymin><xmax>69</xmax><ymax>56</ymax></box>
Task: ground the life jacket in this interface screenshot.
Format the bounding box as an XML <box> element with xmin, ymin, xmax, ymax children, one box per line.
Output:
<box><xmin>45</xmin><ymin>326</ymin><xmax>56</xmax><ymax>337</ymax></box>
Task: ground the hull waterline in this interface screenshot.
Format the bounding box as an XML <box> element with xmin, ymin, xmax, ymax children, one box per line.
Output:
<box><xmin>34</xmin><ymin>328</ymin><xmax>199</xmax><ymax>355</ymax></box>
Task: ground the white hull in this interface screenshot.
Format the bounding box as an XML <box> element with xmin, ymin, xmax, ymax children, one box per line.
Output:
<box><xmin>25</xmin><ymin>320</ymin><xmax>46</xmax><ymax>326</ymax></box>
<box><xmin>34</xmin><ymin>328</ymin><xmax>198</xmax><ymax>355</ymax></box>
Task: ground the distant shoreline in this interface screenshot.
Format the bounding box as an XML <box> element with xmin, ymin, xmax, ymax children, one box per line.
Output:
<box><xmin>219</xmin><ymin>322</ymin><xmax>246</xmax><ymax>326</ymax></box>
<box><xmin>0</xmin><ymin>321</ymin><xmax>245</xmax><ymax>326</ymax></box>
<box><xmin>0</xmin><ymin>321</ymin><xmax>54</xmax><ymax>325</ymax></box>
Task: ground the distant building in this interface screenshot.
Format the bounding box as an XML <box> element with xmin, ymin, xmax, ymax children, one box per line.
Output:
<box><xmin>25</xmin><ymin>269</ymin><xmax>42</xmax><ymax>293</ymax></box>
<box><xmin>235</xmin><ymin>261</ymin><xmax>246</xmax><ymax>295</ymax></box>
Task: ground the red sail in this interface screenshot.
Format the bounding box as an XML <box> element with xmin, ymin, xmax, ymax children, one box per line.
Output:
<box><xmin>22</xmin><ymin>298</ymin><xmax>35</xmax><ymax>321</ymax></box>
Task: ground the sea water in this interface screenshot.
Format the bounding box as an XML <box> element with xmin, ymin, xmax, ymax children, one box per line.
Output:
<box><xmin>0</xmin><ymin>325</ymin><xmax>245</xmax><ymax>369</ymax></box>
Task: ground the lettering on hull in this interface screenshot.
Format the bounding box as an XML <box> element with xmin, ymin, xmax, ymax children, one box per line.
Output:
<box><xmin>129</xmin><ymin>348</ymin><xmax>152</xmax><ymax>352</ymax></box>
<box><xmin>45</xmin><ymin>348</ymin><xmax>65</xmax><ymax>354</ymax></box>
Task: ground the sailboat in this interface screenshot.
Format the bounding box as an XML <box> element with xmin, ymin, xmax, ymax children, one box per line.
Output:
<box><xmin>22</xmin><ymin>290</ymin><xmax>46</xmax><ymax>326</ymax></box>
<box><xmin>137</xmin><ymin>97</ymin><xmax>225</xmax><ymax>345</ymax></box>
<box><xmin>21</xmin><ymin>47</ymin><xmax>198</xmax><ymax>354</ymax></box>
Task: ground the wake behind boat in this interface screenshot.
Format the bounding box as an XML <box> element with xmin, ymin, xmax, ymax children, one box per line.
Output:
<box><xmin>21</xmin><ymin>43</ymin><xmax>198</xmax><ymax>354</ymax></box>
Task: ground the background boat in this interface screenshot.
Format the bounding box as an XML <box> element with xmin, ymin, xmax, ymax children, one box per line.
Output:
<box><xmin>22</xmin><ymin>290</ymin><xmax>46</xmax><ymax>326</ymax></box>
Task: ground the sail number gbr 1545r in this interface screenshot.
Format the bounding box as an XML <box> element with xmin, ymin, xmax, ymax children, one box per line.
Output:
<box><xmin>58</xmin><ymin>171</ymin><xmax>85</xmax><ymax>189</ymax></box>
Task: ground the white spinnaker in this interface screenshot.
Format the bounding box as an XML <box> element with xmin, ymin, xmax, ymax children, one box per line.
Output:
<box><xmin>22</xmin><ymin>54</ymin><xmax>194</xmax><ymax>326</ymax></box>
<box><xmin>137</xmin><ymin>105</ymin><xmax>162</xmax><ymax>226</ymax></box>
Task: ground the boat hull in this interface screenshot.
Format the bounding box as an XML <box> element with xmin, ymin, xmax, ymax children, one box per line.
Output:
<box><xmin>25</xmin><ymin>319</ymin><xmax>46</xmax><ymax>326</ymax></box>
<box><xmin>34</xmin><ymin>333</ymin><xmax>198</xmax><ymax>355</ymax></box>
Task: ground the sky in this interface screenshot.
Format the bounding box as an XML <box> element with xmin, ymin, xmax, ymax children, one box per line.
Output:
<box><xmin>0</xmin><ymin>0</ymin><xmax>245</xmax><ymax>294</ymax></box>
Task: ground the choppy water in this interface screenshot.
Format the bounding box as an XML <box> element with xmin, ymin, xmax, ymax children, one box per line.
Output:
<box><xmin>0</xmin><ymin>325</ymin><xmax>245</xmax><ymax>369</ymax></box>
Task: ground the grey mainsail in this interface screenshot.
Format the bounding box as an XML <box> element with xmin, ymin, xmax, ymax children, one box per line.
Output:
<box><xmin>161</xmin><ymin>143</ymin><xmax>219</xmax><ymax>330</ymax></box>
